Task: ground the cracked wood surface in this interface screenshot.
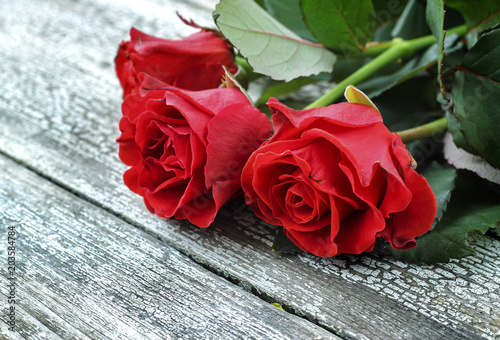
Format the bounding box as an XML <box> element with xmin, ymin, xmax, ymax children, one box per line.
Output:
<box><xmin>0</xmin><ymin>0</ymin><xmax>499</xmax><ymax>339</ymax></box>
<box><xmin>0</xmin><ymin>154</ymin><xmax>337</xmax><ymax>339</ymax></box>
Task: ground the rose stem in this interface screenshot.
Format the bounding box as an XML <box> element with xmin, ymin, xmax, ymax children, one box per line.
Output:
<box><xmin>395</xmin><ymin>117</ymin><xmax>448</xmax><ymax>143</ymax></box>
<box><xmin>305</xmin><ymin>25</ymin><xmax>467</xmax><ymax>109</ymax></box>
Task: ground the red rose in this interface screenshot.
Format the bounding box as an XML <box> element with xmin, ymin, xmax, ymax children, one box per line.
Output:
<box><xmin>115</xmin><ymin>27</ymin><xmax>237</xmax><ymax>97</ymax></box>
<box><xmin>117</xmin><ymin>76</ymin><xmax>272</xmax><ymax>227</ymax></box>
<box><xmin>241</xmin><ymin>98</ymin><xmax>437</xmax><ymax>257</ymax></box>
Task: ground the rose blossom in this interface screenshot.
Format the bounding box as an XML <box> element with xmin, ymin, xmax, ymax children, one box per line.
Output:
<box><xmin>117</xmin><ymin>75</ymin><xmax>271</xmax><ymax>227</ymax></box>
<box><xmin>115</xmin><ymin>27</ymin><xmax>237</xmax><ymax>97</ymax></box>
<box><xmin>241</xmin><ymin>98</ymin><xmax>437</xmax><ymax>257</ymax></box>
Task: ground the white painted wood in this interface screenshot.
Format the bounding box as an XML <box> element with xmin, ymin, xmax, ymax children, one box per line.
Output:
<box><xmin>0</xmin><ymin>154</ymin><xmax>338</xmax><ymax>339</ymax></box>
<box><xmin>0</xmin><ymin>0</ymin><xmax>498</xmax><ymax>338</ymax></box>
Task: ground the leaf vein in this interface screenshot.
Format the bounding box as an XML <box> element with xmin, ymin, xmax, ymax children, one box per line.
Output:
<box><xmin>331</xmin><ymin>2</ymin><xmax>364</xmax><ymax>51</ymax></box>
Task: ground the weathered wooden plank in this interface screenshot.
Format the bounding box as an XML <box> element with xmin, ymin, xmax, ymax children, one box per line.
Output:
<box><xmin>0</xmin><ymin>0</ymin><xmax>499</xmax><ymax>339</ymax></box>
<box><xmin>0</xmin><ymin>154</ymin><xmax>337</xmax><ymax>339</ymax></box>
<box><xmin>0</xmin><ymin>284</ymin><xmax>67</xmax><ymax>340</ymax></box>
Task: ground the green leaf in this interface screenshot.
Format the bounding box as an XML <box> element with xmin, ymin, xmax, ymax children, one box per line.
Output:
<box><xmin>443</xmin><ymin>132</ymin><xmax>500</xmax><ymax>185</ymax></box>
<box><xmin>452</xmin><ymin>72</ymin><xmax>500</xmax><ymax>169</ymax></box>
<box><xmin>301</xmin><ymin>0</ymin><xmax>376</xmax><ymax>54</ymax></box>
<box><xmin>446</xmin><ymin>0</ymin><xmax>500</xmax><ymax>30</ymax></box>
<box><xmin>372</xmin><ymin>77</ymin><xmax>434</xmax><ymax>126</ymax></box>
<box><xmin>254</xmin><ymin>0</ymin><xmax>266</xmax><ymax>7</ymax></box>
<box><xmin>466</xmin><ymin>18</ymin><xmax>500</xmax><ymax>47</ymax></box>
<box><xmin>331</xmin><ymin>58</ymin><xmax>368</xmax><ymax>83</ymax></box>
<box><xmin>426</xmin><ymin>0</ymin><xmax>445</xmax><ymax>41</ymax></box>
<box><xmin>439</xmin><ymin>41</ymin><xmax>467</xmax><ymax>89</ymax></box>
<box><xmin>391</xmin><ymin>0</ymin><xmax>431</xmax><ymax>39</ymax></box>
<box><xmin>463</xmin><ymin>28</ymin><xmax>500</xmax><ymax>81</ymax></box>
<box><xmin>357</xmin><ymin>33</ymin><xmax>462</xmax><ymax>101</ymax></box>
<box><xmin>214</xmin><ymin>0</ymin><xmax>336</xmax><ymax>81</ymax></box>
<box><xmin>255</xmin><ymin>76</ymin><xmax>323</xmax><ymax>106</ymax></box>
<box><xmin>263</xmin><ymin>0</ymin><xmax>316</xmax><ymax>41</ymax></box>
<box><xmin>384</xmin><ymin>170</ymin><xmax>500</xmax><ymax>264</ymax></box>
<box><xmin>272</xmin><ymin>229</ymin><xmax>302</xmax><ymax>253</ymax></box>
<box><xmin>235</xmin><ymin>56</ymin><xmax>263</xmax><ymax>82</ymax></box>
<box><xmin>420</xmin><ymin>161</ymin><xmax>457</xmax><ymax>224</ymax></box>
<box><xmin>358</xmin><ymin>44</ymin><xmax>439</xmax><ymax>98</ymax></box>
<box><xmin>447</xmin><ymin>27</ymin><xmax>500</xmax><ymax>168</ymax></box>
<box><xmin>445</xmin><ymin>109</ymin><xmax>473</xmax><ymax>152</ymax></box>
<box><xmin>389</xmin><ymin>111</ymin><xmax>441</xmax><ymax>132</ymax></box>
<box><xmin>373</xmin><ymin>21</ymin><xmax>398</xmax><ymax>42</ymax></box>
<box><xmin>372</xmin><ymin>0</ymin><xmax>409</xmax><ymax>27</ymax></box>
<box><xmin>426</xmin><ymin>0</ymin><xmax>446</xmax><ymax>96</ymax></box>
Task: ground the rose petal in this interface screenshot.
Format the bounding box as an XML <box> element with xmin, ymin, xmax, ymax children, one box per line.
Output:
<box><xmin>285</xmin><ymin>225</ymin><xmax>338</xmax><ymax>257</ymax></box>
<box><xmin>117</xmin><ymin>28</ymin><xmax>237</xmax><ymax>95</ymax></box>
<box><xmin>144</xmin><ymin>182</ymin><xmax>188</xmax><ymax>217</ymax></box>
<box><xmin>179</xmin><ymin>195</ymin><xmax>218</xmax><ymax>228</ymax></box>
<box><xmin>123</xmin><ymin>164</ymin><xmax>145</xmax><ymax>196</ymax></box>
<box><xmin>117</xmin><ymin>117</ymin><xmax>140</xmax><ymax>166</ymax></box>
<box><xmin>378</xmin><ymin>137</ymin><xmax>436</xmax><ymax>249</ymax></box>
<box><xmin>205</xmin><ymin>103</ymin><xmax>271</xmax><ymax>209</ymax></box>
<box><xmin>267</xmin><ymin>97</ymin><xmax>382</xmax><ymax>137</ymax></box>
<box><xmin>130</xmin><ymin>28</ymin><xmax>234</xmax><ymax>64</ymax></box>
<box><xmin>333</xmin><ymin>207</ymin><xmax>385</xmax><ymax>254</ymax></box>
<box><xmin>162</xmin><ymin>88</ymin><xmax>252</xmax><ymax>140</ymax></box>
<box><xmin>174</xmin><ymin>63</ymin><xmax>228</xmax><ymax>91</ymax></box>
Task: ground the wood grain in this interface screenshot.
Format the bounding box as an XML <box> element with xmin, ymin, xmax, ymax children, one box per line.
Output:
<box><xmin>0</xmin><ymin>154</ymin><xmax>337</xmax><ymax>339</ymax></box>
<box><xmin>0</xmin><ymin>0</ymin><xmax>498</xmax><ymax>339</ymax></box>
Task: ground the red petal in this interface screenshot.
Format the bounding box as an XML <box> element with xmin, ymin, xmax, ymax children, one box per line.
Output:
<box><xmin>285</xmin><ymin>225</ymin><xmax>338</xmax><ymax>257</ymax></box>
<box><xmin>126</xmin><ymin>28</ymin><xmax>237</xmax><ymax>92</ymax></box>
<box><xmin>145</xmin><ymin>182</ymin><xmax>188</xmax><ymax>217</ymax></box>
<box><xmin>123</xmin><ymin>164</ymin><xmax>145</xmax><ymax>196</ymax></box>
<box><xmin>179</xmin><ymin>196</ymin><xmax>218</xmax><ymax>228</ymax></box>
<box><xmin>267</xmin><ymin>98</ymin><xmax>382</xmax><ymax>137</ymax></box>
<box><xmin>334</xmin><ymin>207</ymin><xmax>385</xmax><ymax>254</ymax></box>
<box><xmin>205</xmin><ymin>103</ymin><xmax>271</xmax><ymax>205</ymax></box>
<box><xmin>174</xmin><ymin>63</ymin><xmax>227</xmax><ymax>91</ymax></box>
<box><xmin>379</xmin><ymin>136</ymin><xmax>437</xmax><ymax>249</ymax></box>
<box><xmin>117</xmin><ymin>117</ymin><xmax>140</xmax><ymax>166</ymax></box>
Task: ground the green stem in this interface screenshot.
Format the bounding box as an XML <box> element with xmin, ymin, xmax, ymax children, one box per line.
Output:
<box><xmin>305</xmin><ymin>38</ymin><xmax>410</xmax><ymax>108</ymax></box>
<box><xmin>356</xmin><ymin>24</ymin><xmax>467</xmax><ymax>58</ymax></box>
<box><xmin>396</xmin><ymin>117</ymin><xmax>448</xmax><ymax>143</ymax></box>
<box><xmin>305</xmin><ymin>24</ymin><xmax>467</xmax><ymax>109</ymax></box>
<box><xmin>235</xmin><ymin>56</ymin><xmax>251</xmax><ymax>72</ymax></box>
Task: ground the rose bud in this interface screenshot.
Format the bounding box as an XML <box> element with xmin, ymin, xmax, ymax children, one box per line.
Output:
<box><xmin>117</xmin><ymin>75</ymin><xmax>271</xmax><ymax>227</ymax></box>
<box><xmin>115</xmin><ymin>27</ymin><xmax>237</xmax><ymax>97</ymax></box>
<box><xmin>241</xmin><ymin>98</ymin><xmax>437</xmax><ymax>257</ymax></box>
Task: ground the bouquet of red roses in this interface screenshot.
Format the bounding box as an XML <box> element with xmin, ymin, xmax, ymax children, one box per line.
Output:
<box><xmin>114</xmin><ymin>0</ymin><xmax>500</xmax><ymax>263</ymax></box>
